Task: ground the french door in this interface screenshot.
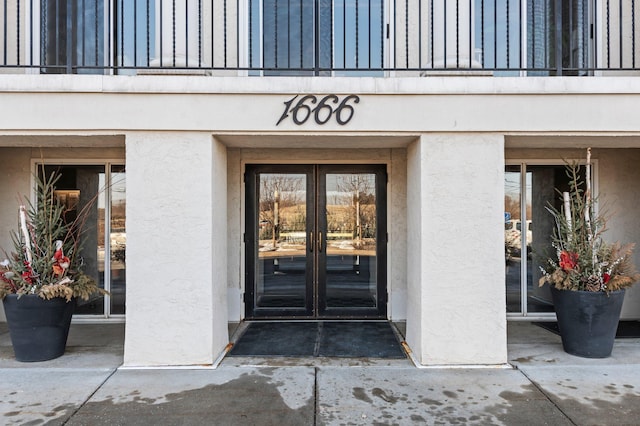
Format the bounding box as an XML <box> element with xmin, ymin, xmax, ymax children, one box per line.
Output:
<box><xmin>245</xmin><ymin>164</ymin><xmax>387</xmax><ymax>319</ymax></box>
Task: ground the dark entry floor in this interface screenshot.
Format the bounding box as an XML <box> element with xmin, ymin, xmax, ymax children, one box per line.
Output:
<box><xmin>535</xmin><ymin>320</ymin><xmax>640</xmax><ymax>338</ymax></box>
<box><xmin>228</xmin><ymin>321</ymin><xmax>406</xmax><ymax>358</ymax></box>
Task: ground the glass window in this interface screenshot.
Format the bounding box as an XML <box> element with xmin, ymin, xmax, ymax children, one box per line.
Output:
<box><xmin>41</xmin><ymin>0</ymin><xmax>106</xmax><ymax>73</ymax></box>
<box><xmin>250</xmin><ymin>0</ymin><xmax>384</xmax><ymax>76</ymax></box>
<box><xmin>39</xmin><ymin>163</ymin><xmax>125</xmax><ymax>318</ymax></box>
<box><xmin>474</xmin><ymin>0</ymin><xmax>590</xmax><ymax>75</ymax></box>
<box><xmin>110</xmin><ymin>165</ymin><xmax>126</xmax><ymax>315</ymax></box>
<box><xmin>526</xmin><ymin>0</ymin><xmax>590</xmax><ymax>75</ymax></box>
<box><xmin>506</xmin><ymin>163</ymin><xmax>587</xmax><ymax>316</ymax></box>
<box><xmin>115</xmin><ymin>0</ymin><xmax>156</xmax><ymax>72</ymax></box>
<box><xmin>475</xmin><ymin>0</ymin><xmax>522</xmax><ymax>75</ymax></box>
<box><xmin>41</xmin><ymin>0</ymin><xmax>154</xmax><ymax>74</ymax></box>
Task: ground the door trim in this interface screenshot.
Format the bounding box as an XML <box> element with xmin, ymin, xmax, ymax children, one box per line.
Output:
<box><xmin>244</xmin><ymin>164</ymin><xmax>388</xmax><ymax>320</ymax></box>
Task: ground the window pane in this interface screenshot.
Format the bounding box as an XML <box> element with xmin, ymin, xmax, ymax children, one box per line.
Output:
<box><xmin>324</xmin><ymin>173</ymin><xmax>378</xmax><ymax>308</ymax></box>
<box><xmin>116</xmin><ymin>0</ymin><xmax>156</xmax><ymax>73</ymax></box>
<box><xmin>527</xmin><ymin>165</ymin><xmax>585</xmax><ymax>312</ymax></box>
<box><xmin>256</xmin><ymin>173</ymin><xmax>308</xmax><ymax>309</ymax></box>
<box><xmin>110</xmin><ymin>166</ymin><xmax>126</xmax><ymax>315</ymax></box>
<box><xmin>261</xmin><ymin>0</ymin><xmax>315</xmax><ymax>75</ymax></box>
<box><xmin>475</xmin><ymin>0</ymin><xmax>522</xmax><ymax>76</ymax></box>
<box><xmin>333</xmin><ymin>0</ymin><xmax>384</xmax><ymax>76</ymax></box>
<box><xmin>507</xmin><ymin>163</ymin><xmax>588</xmax><ymax>315</ymax></box>
<box><xmin>251</xmin><ymin>0</ymin><xmax>384</xmax><ymax>76</ymax></box>
<box><xmin>505</xmin><ymin>165</ymin><xmax>522</xmax><ymax>313</ymax></box>
<box><xmin>41</xmin><ymin>0</ymin><xmax>106</xmax><ymax>74</ymax></box>
<box><xmin>526</xmin><ymin>0</ymin><xmax>589</xmax><ymax>75</ymax></box>
<box><xmin>42</xmin><ymin>165</ymin><xmax>106</xmax><ymax>315</ymax></box>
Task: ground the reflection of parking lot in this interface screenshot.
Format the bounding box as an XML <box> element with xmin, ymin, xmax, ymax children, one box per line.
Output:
<box><xmin>97</xmin><ymin>232</ymin><xmax>126</xmax><ymax>266</ymax></box>
<box><xmin>505</xmin><ymin>219</ymin><xmax>532</xmax><ymax>256</ymax></box>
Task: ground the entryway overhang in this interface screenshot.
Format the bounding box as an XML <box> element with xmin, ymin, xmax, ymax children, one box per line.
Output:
<box><xmin>214</xmin><ymin>133</ymin><xmax>418</xmax><ymax>149</ymax></box>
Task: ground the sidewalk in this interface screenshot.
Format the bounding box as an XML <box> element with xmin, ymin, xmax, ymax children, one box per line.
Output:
<box><xmin>1</xmin><ymin>322</ymin><xmax>640</xmax><ymax>425</ymax></box>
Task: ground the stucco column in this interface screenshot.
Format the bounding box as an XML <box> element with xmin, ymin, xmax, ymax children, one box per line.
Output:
<box><xmin>124</xmin><ymin>132</ymin><xmax>228</xmax><ymax>366</ymax></box>
<box><xmin>406</xmin><ymin>133</ymin><xmax>506</xmax><ymax>366</ymax></box>
<box><xmin>151</xmin><ymin>0</ymin><xmax>203</xmax><ymax>68</ymax></box>
<box><xmin>429</xmin><ymin>0</ymin><xmax>481</xmax><ymax>68</ymax></box>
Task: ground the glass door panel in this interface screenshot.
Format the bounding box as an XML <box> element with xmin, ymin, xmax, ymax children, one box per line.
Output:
<box><xmin>253</xmin><ymin>170</ymin><xmax>312</xmax><ymax>313</ymax></box>
<box><xmin>320</xmin><ymin>172</ymin><xmax>378</xmax><ymax>311</ymax></box>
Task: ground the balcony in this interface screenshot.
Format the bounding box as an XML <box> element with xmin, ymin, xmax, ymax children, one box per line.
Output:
<box><xmin>1</xmin><ymin>0</ymin><xmax>639</xmax><ymax>76</ymax></box>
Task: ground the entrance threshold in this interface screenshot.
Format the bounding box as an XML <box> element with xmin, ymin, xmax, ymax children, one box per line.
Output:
<box><xmin>227</xmin><ymin>321</ymin><xmax>407</xmax><ymax>360</ymax></box>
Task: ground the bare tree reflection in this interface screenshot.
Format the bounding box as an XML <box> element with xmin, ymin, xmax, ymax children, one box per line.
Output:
<box><xmin>333</xmin><ymin>174</ymin><xmax>376</xmax><ymax>249</ymax></box>
<box><xmin>259</xmin><ymin>174</ymin><xmax>305</xmax><ymax>248</ymax></box>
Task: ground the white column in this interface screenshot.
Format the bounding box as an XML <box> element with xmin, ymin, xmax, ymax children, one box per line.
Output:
<box><xmin>124</xmin><ymin>132</ymin><xmax>228</xmax><ymax>366</ymax></box>
<box><xmin>429</xmin><ymin>0</ymin><xmax>481</xmax><ymax>68</ymax></box>
<box><xmin>151</xmin><ymin>0</ymin><xmax>203</xmax><ymax>68</ymax></box>
<box><xmin>406</xmin><ymin>134</ymin><xmax>506</xmax><ymax>366</ymax></box>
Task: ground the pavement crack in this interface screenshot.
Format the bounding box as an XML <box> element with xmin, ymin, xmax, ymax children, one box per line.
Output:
<box><xmin>314</xmin><ymin>366</ymin><xmax>319</xmax><ymax>426</ymax></box>
<box><xmin>517</xmin><ymin>368</ymin><xmax>579</xmax><ymax>426</ymax></box>
<box><xmin>61</xmin><ymin>367</ymin><xmax>119</xmax><ymax>425</ymax></box>
<box><xmin>313</xmin><ymin>322</ymin><xmax>323</xmax><ymax>357</ymax></box>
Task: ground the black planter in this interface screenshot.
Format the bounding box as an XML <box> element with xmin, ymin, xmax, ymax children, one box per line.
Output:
<box><xmin>2</xmin><ymin>295</ymin><xmax>76</xmax><ymax>362</ymax></box>
<box><xmin>550</xmin><ymin>287</ymin><xmax>625</xmax><ymax>358</ymax></box>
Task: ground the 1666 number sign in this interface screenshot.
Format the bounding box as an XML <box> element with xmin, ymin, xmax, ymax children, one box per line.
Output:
<box><xmin>276</xmin><ymin>94</ymin><xmax>360</xmax><ymax>126</ymax></box>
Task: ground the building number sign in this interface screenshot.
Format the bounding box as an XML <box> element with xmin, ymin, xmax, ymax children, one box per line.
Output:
<box><xmin>276</xmin><ymin>94</ymin><xmax>360</xmax><ymax>126</ymax></box>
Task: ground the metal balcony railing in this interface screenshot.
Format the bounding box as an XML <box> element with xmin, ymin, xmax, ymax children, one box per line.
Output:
<box><xmin>1</xmin><ymin>0</ymin><xmax>639</xmax><ymax>76</ymax></box>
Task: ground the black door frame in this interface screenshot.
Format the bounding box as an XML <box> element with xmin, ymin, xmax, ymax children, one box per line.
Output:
<box><xmin>244</xmin><ymin>164</ymin><xmax>387</xmax><ymax>319</ymax></box>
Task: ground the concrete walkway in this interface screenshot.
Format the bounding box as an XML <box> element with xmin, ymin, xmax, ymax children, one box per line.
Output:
<box><xmin>1</xmin><ymin>322</ymin><xmax>640</xmax><ymax>425</ymax></box>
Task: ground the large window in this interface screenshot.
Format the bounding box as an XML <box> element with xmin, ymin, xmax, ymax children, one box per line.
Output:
<box><xmin>505</xmin><ymin>162</ymin><xmax>588</xmax><ymax>317</ymax></box>
<box><xmin>41</xmin><ymin>0</ymin><xmax>155</xmax><ymax>74</ymax></box>
<box><xmin>249</xmin><ymin>0</ymin><xmax>385</xmax><ymax>75</ymax></box>
<box><xmin>41</xmin><ymin>0</ymin><xmax>106</xmax><ymax>73</ymax></box>
<box><xmin>475</xmin><ymin>0</ymin><xmax>591</xmax><ymax>75</ymax></box>
<box><xmin>39</xmin><ymin>163</ymin><xmax>125</xmax><ymax>318</ymax></box>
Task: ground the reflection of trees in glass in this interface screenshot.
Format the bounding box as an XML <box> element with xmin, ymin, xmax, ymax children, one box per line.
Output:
<box><xmin>334</xmin><ymin>174</ymin><xmax>376</xmax><ymax>245</ymax></box>
<box><xmin>259</xmin><ymin>175</ymin><xmax>305</xmax><ymax>241</ymax></box>
<box><xmin>504</xmin><ymin>195</ymin><xmax>520</xmax><ymax>221</ymax></box>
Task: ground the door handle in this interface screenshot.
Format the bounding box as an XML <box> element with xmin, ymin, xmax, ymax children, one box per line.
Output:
<box><xmin>318</xmin><ymin>231</ymin><xmax>322</xmax><ymax>252</ymax></box>
<box><xmin>309</xmin><ymin>232</ymin><xmax>313</xmax><ymax>252</ymax></box>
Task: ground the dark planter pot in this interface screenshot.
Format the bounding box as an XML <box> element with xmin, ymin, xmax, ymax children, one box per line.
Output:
<box><xmin>550</xmin><ymin>287</ymin><xmax>625</xmax><ymax>358</ymax></box>
<box><xmin>2</xmin><ymin>295</ymin><xmax>76</xmax><ymax>362</ymax></box>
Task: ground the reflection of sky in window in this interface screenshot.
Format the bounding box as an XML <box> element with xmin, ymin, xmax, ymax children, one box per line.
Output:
<box><xmin>475</xmin><ymin>0</ymin><xmax>521</xmax><ymax>74</ymax></box>
<box><xmin>333</xmin><ymin>0</ymin><xmax>383</xmax><ymax>74</ymax></box>
<box><xmin>117</xmin><ymin>0</ymin><xmax>156</xmax><ymax>71</ymax></box>
<box><xmin>504</xmin><ymin>172</ymin><xmax>521</xmax><ymax>199</ymax></box>
<box><xmin>72</xmin><ymin>0</ymin><xmax>105</xmax><ymax>72</ymax></box>
<box><xmin>250</xmin><ymin>0</ymin><xmax>383</xmax><ymax>75</ymax></box>
<box><xmin>111</xmin><ymin>173</ymin><xmax>127</xmax><ymax>203</ymax></box>
<box><xmin>97</xmin><ymin>172</ymin><xmax>126</xmax><ymax>208</ymax></box>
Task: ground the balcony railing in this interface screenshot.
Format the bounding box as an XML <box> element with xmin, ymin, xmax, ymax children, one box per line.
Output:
<box><xmin>1</xmin><ymin>0</ymin><xmax>639</xmax><ymax>76</ymax></box>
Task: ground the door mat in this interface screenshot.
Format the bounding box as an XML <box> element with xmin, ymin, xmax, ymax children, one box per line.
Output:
<box><xmin>228</xmin><ymin>321</ymin><xmax>406</xmax><ymax>358</ymax></box>
<box><xmin>534</xmin><ymin>321</ymin><xmax>640</xmax><ymax>338</ymax></box>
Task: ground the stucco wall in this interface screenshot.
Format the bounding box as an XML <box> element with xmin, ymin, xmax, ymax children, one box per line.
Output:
<box><xmin>124</xmin><ymin>132</ymin><xmax>227</xmax><ymax>366</ymax></box>
<box><xmin>407</xmin><ymin>133</ymin><xmax>507</xmax><ymax>365</ymax></box>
